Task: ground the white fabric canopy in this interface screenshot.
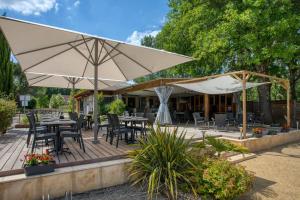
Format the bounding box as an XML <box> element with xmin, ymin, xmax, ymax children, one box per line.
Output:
<box><xmin>0</xmin><ymin>17</ymin><xmax>193</xmax><ymax>81</ymax></box>
<box><xmin>154</xmin><ymin>86</ymin><xmax>174</xmax><ymax>125</ymax></box>
<box><xmin>174</xmin><ymin>76</ymin><xmax>269</xmax><ymax>95</ymax></box>
<box><xmin>0</xmin><ymin>16</ymin><xmax>192</xmax><ymax>142</ymax></box>
<box><xmin>25</xmin><ymin>72</ymin><xmax>129</xmax><ymax>91</ymax></box>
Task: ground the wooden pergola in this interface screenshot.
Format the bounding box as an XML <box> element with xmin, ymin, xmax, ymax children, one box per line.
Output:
<box><xmin>172</xmin><ymin>70</ymin><xmax>290</xmax><ymax>139</ymax></box>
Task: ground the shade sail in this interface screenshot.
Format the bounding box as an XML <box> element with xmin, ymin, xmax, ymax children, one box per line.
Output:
<box><xmin>0</xmin><ymin>17</ymin><xmax>193</xmax><ymax>81</ymax></box>
<box><xmin>25</xmin><ymin>72</ymin><xmax>129</xmax><ymax>91</ymax></box>
<box><xmin>174</xmin><ymin>76</ymin><xmax>269</xmax><ymax>95</ymax></box>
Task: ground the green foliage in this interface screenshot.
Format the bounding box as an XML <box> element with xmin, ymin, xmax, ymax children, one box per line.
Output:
<box><xmin>97</xmin><ymin>92</ymin><xmax>109</xmax><ymax>115</ymax></box>
<box><xmin>200</xmin><ymin>159</ymin><xmax>253</xmax><ymax>200</ymax></box>
<box><xmin>27</xmin><ymin>98</ymin><xmax>37</xmax><ymax>109</ymax></box>
<box><xmin>205</xmin><ymin>136</ymin><xmax>249</xmax><ymax>157</ymax></box>
<box><xmin>0</xmin><ymin>30</ymin><xmax>14</xmax><ymax>96</ymax></box>
<box><xmin>21</xmin><ymin>115</ymin><xmax>29</xmax><ymax>125</ymax></box>
<box><xmin>36</xmin><ymin>95</ymin><xmax>49</xmax><ymax>108</ymax></box>
<box><xmin>109</xmin><ymin>99</ymin><xmax>126</xmax><ymax>115</ymax></box>
<box><xmin>0</xmin><ymin>98</ymin><xmax>17</xmax><ymax>133</ymax></box>
<box><xmin>68</xmin><ymin>90</ymin><xmax>76</xmax><ymax>112</ymax></box>
<box><xmin>49</xmin><ymin>94</ymin><xmax>65</xmax><ymax>109</ymax></box>
<box><xmin>128</xmin><ymin>126</ymin><xmax>199</xmax><ymax>200</ymax></box>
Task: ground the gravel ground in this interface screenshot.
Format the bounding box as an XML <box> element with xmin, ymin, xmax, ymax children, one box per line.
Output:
<box><xmin>239</xmin><ymin>142</ymin><xmax>300</xmax><ymax>200</ymax></box>
<box><xmin>54</xmin><ymin>184</ymin><xmax>166</xmax><ymax>200</ymax></box>
<box><xmin>55</xmin><ymin>142</ymin><xmax>300</xmax><ymax>200</ymax></box>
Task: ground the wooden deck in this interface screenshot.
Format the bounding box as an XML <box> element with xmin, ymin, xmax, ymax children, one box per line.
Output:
<box><xmin>0</xmin><ymin>128</ymin><xmax>136</xmax><ymax>177</ymax></box>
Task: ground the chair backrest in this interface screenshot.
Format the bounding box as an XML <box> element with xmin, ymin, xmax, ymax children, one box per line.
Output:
<box><xmin>135</xmin><ymin>112</ymin><xmax>144</xmax><ymax>117</ymax></box>
<box><xmin>76</xmin><ymin>114</ymin><xmax>85</xmax><ymax>132</ymax></box>
<box><xmin>192</xmin><ymin>112</ymin><xmax>202</xmax><ymax>120</ymax></box>
<box><xmin>26</xmin><ymin>112</ymin><xmax>38</xmax><ymax>136</ymax></box>
<box><xmin>215</xmin><ymin>113</ymin><xmax>227</xmax><ymax>126</ymax></box>
<box><xmin>226</xmin><ymin>112</ymin><xmax>234</xmax><ymax>120</ymax></box>
<box><xmin>145</xmin><ymin>113</ymin><xmax>155</xmax><ymax>125</ymax></box>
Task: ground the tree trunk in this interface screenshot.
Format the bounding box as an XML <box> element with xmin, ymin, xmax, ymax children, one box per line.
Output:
<box><xmin>258</xmin><ymin>84</ymin><xmax>273</xmax><ymax>124</ymax></box>
<box><xmin>290</xmin><ymin>77</ymin><xmax>298</xmax><ymax>127</ymax></box>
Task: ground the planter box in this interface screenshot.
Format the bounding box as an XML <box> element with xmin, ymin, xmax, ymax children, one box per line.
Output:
<box><xmin>24</xmin><ymin>163</ymin><xmax>55</xmax><ymax>176</ymax></box>
<box><xmin>15</xmin><ymin>124</ymin><xmax>29</xmax><ymax>128</ymax></box>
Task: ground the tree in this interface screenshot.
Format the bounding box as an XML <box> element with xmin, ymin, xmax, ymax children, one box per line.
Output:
<box><xmin>49</xmin><ymin>94</ymin><xmax>65</xmax><ymax>109</ymax></box>
<box><xmin>155</xmin><ymin>0</ymin><xmax>300</xmax><ymax>123</ymax></box>
<box><xmin>0</xmin><ymin>30</ymin><xmax>13</xmax><ymax>96</ymax></box>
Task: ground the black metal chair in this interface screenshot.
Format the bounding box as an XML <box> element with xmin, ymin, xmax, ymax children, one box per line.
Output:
<box><xmin>60</xmin><ymin>114</ymin><xmax>85</xmax><ymax>153</ymax></box>
<box><xmin>107</xmin><ymin>114</ymin><xmax>132</xmax><ymax>148</ymax></box>
<box><xmin>26</xmin><ymin>112</ymin><xmax>48</xmax><ymax>147</ymax></box>
<box><xmin>27</xmin><ymin>112</ymin><xmax>58</xmax><ymax>153</ymax></box>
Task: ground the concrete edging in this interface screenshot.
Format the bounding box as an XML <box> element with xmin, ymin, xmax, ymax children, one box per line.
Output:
<box><xmin>222</xmin><ymin>130</ymin><xmax>300</xmax><ymax>152</ymax></box>
<box><xmin>0</xmin><ymin>158</ymin><xmax>132</xmax><ymax>200</ymax></box>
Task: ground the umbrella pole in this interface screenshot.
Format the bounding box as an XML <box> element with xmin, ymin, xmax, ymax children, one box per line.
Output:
<box><xmin>92</xmin><ymin>39</ymin><xmax>100</xmax><ymax>144</ymax></box>
<box><xmin>72</xmin><ymin>81</ymin><xmax>75</xmax><ymax>113</ymax></box>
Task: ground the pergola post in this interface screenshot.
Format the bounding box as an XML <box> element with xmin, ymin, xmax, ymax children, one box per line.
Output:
<box><xmin>92</xmin><ymin>39</ymin><xmax>100</xmax><ymax>144</ymax></box>
<box><xmin>286</xmin><ymin>80</ymin><xmax>291</xmax><ymax>127</ymax></box>
<box><xmin>204</xmin><ymin>94</ymin><xmax>209</xmax><ymax>121</ymax></box>
<box><xmin>242</xmin><ymin>72</ymin><xmax>247</xmax><ymax>139</ymax></box>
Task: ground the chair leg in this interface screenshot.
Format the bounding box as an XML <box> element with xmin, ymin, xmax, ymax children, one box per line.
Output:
<box><xmin>110</xmin><ymin>131</ymin><xmax>114</xmax><ymax>145</ymax></box>
<box><xmin>80</xmin><ymin>136</ymin><xmax>85</xmax><ymax>152</ymax></box>
<box><xmin>26</xmin><ymin>131</ymin><xmax>31</xmax><ymax>147</ymax></box>
<box><xmin>116</xmin><ymin>133</ymin><xmax>120</xmax><ymax>148</ymax></box>
<box><xmin>31</xmin><ymin>138</ymin><xmax>36</xmax><ymax>153</ymax></box>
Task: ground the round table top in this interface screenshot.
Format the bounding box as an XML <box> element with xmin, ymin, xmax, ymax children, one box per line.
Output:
<box><xmin>40</xmin><ymin>119</ymin><xmax>76</xmax><ymax>126</ymax></box>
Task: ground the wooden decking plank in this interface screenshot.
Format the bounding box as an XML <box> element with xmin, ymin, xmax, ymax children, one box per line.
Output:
<box><xmin>64</xmin><ymin>139</ymin><xmax>85</xmax><ymax>162</ymax></box>
<box><xmin>13</xmin><ymin>140</ymin><xmax>31</xmax><ymax>170</ymax></box>
<box><xmin>66</xmin><ymin>139</ymin><xmax>92</xmax><ymax>160</ymax></box>
<box><xmin>83</xmin><ymin>140</ymin><xmax>108</xmax><ymax>158</ymax></box>
<box><xmin>2</xmin><ymin>138</ymin><xmax>26</xmax><ymax>171</ymax></box>
<box><xmin>0</xmin><ymin>136</ymin><xmax>24</xmax><ymax>170</ymax></box>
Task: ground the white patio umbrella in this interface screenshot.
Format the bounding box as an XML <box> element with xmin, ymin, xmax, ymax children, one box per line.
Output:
<box><xmin>0</xmin><ymin>17</ymin><xmax>193</xmax><ymax>143</ymax></box>
<box><xmin>25</xmin><ymin>72</ymin><xmax>129</xmax><ymax>112</ymax></box>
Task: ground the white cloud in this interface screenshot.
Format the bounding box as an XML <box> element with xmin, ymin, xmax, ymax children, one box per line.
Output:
<box><xmin>126</xmin><ymin>30</ymin><xmax>160</xmax><ymax>45</ymax></box>
<box><xmin>0</xmin><ymin>0</ymin><xmax>57</xmax><ymax>15</ymax></box>
<box><xmin>73</xmin><ymin>0</ymin><xmax>80</xmax><ymax>7</ymax></box>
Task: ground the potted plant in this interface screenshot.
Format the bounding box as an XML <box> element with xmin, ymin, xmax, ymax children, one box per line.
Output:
<box><xmin>23</xmin><ymin>153</ymin><xmax>55</xmax><ymax>176</ymax></box>
<box><xmin>252</xmin><ymin>127</ymin><xmax>264</xmax><ymax>138</ymax></box>
<box><xmin>281</xmin><ymin>123</ymin><xmax>290</xmax><ymax>132</ymax></box>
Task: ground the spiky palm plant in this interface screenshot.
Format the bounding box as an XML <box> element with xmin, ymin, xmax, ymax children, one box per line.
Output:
<box><xmin>128</xmin><ymin>126</ymin><xmax>200</xmax><ymax>200</ymax></box>
<box><xmin>204</xmin><ymin>136</ymin><xmax>249</xmax><ymax>157</ymax></box>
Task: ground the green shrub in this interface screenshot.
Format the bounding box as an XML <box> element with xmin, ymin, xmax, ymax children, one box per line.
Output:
<box><xmin>199</xmin><ymin>159</ymin><xmax>253</xmax><ymax>200</ymax></box>
<box><xmin>204</xmin><ymin>137</ymin><xmax>249</xmax><ymax>157</ymax></box>
<box><xmin>21</xmin><ymin>115</ymin><xmax>29</xmax><ymax>125</ymax></box>
<box><xmin>128</xmin><ymin>126</ymin><xmax>200</xmax><ymax>200</ymax></box>
<box><xmin>109</xmin><ymin>99</ymin><xmax>125</xmax><ymax>115</ymax></box>
<box><xmin>0</xmin><ymin>98</ymin><xmax>17</xmax><ymax>133</ymax></box>
<box><xmin>36</xmin><ymin>95</ymin><xmax>49</xmax><ymax>108</ymax></box>
<box><xmin>27</xmin><ymin>98</ymin><xmax>37</xmax><ymax>109</ymax></box>
<box><xmin>49</xmin><ymin>94</ymin><xmax>65</xmax><ymax>109</ymax></box>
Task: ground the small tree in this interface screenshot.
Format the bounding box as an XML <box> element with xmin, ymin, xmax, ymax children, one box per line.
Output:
<box><xmin>49</xmin><ymin>94</ymin><xmax>65</xmax><ymax>109</ymax></box>
<box><xmin>0</xmin><ymin>98</ymin><xmax>16</xmax><ymax>133</ymax></box>
<box><xmin>36</xmin><ymin>95</ymin><xmax>49</xmax><ymax>108</ymax></box>
<box><xmin>109</xmin><ymin>99</ymin><xmax>126</xmax><ymax>115</ymax></box>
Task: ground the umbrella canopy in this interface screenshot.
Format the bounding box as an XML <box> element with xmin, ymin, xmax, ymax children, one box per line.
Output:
<box><xmin>25</xmin><ymin>72</ymin><xmax>129</xmax><ymax>91</ymax></box>
<box><xmin>0</xmin><ymin>16</ymin><xmax>193</xmax><ymax>143</ymax></box>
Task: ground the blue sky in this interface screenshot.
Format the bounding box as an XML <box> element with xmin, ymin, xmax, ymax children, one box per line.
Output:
<box><xmin>0</xmin><ymin>0</ymin><xmax>169</xmax><ymax>45</ymax></box>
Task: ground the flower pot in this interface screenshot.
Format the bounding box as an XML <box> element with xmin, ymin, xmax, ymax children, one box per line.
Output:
<box><xmin>253</xmin><ymin>133</ymin><xmax>262</xmax><ymax>138</ymax></box>
<box><xmin>24</xmin><ymin>163</ymin><xmax>55</xmax><ymax>176</ymax></box>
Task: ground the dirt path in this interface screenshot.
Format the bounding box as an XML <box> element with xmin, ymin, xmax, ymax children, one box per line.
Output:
<box><xmin>239</xmin><ymin>142</ymin><xmax>300</xmax><ymax>200</ymax></box>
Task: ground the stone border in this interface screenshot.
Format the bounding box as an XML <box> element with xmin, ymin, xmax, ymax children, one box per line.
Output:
<box><xmin>0</xmin><ymin>158</ymin><xmax>132</xmax><ymax>200</ymax></box>
<box><xmin>222</xmin><ymin>130</ymin><xmax>300</xmax><ymax>152</ymax></box>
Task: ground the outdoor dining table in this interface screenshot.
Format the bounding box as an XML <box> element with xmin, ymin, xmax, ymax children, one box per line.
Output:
<box><xmin>118</xmin><ymin>116</ymin><xmax>148</xmax><ymax>143</ymax></box>
<box><xmin>40</xmin><ymin>119</ymin><xmax>76</xmax><ymax>152</ymax></box>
